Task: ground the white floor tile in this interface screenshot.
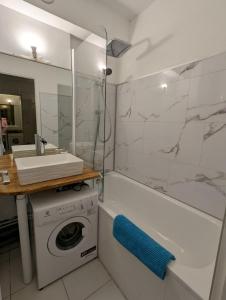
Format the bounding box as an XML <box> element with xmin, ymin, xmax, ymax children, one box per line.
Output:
<box><xmin>87</xmin><ymin>281</ymin><xmax>126</xmax><ymax>300</ymax></box>
<box><xmin>63</xmin><ymin>259</ymin><xmax>111</xmax><ymax>300</ymax></box>
<box><xmin>0</xmin><ymin>258</ymin><xmax>10</xmax><ymax>298</ymax></box>
<box><xmin>11</xmin><ymin>279</ymin><xmax>68</xmax><ymax>300</ymax></box>
<box><xmin>10</xmin><ymin>248</ymin><xmax>27</xmax><ymax>294</ymax></box>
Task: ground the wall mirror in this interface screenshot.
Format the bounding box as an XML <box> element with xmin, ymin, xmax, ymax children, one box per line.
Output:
<box><xmin>0</xmin><ymin>2</ymin><xmax>74</xmax><ymax>154</ymax></box>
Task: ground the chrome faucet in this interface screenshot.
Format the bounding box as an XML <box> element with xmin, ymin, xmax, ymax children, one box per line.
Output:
<box><xmin>35</xmin><ymin>134</ymin><xmax>47</xmax><ymax>156</ymax></box>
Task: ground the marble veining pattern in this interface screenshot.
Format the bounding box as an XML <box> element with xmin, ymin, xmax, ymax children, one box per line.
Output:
<box><xmin>115</xmin><ymin>51</ymin><xmax>226</xmax><ymax>219</ymax></box>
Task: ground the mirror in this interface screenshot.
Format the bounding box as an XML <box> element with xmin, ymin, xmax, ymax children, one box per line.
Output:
<box><xmin>0</xmin><ymin>3</ymin><xmax>74</xmax><ymax>154</ymax></box>
<box><xmin>0</xmin><ymin>72</ymin><xmax>36</xmax><ymax>152</ymax></box>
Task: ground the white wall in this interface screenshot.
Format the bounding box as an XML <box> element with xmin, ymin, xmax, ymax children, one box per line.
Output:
<box><xmin>0</xmin><ymin>52</ymin><xmax>72</xmax><ymax>136</ymax></box>
<box><xmin>0</xmin><ymin>4</ymin><xmax>71</xmax><ymax>69</ymax></box>
<box><xmin>71</xmin><ymin>36</ymin><xmax>117</xmax><ymax>84</ymax></box>
<box><xmin>24</xmin><ymin>0</ymin><xmax>130</xmax><ymax>42</ymax></box>
<box><xmin>117</xmin><ymin>0</ymin><xmax>226</xmax><ymax>83</ymax></box>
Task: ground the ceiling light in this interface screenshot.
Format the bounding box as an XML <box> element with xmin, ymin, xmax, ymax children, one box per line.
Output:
<box><xmin>19</xmin><ymin>31</ymin><xmax>46</xmax><ymax>54</ymax></box>
<box><xmin>161</xmin><ymin>83</ymin><xmax>168</xmax><ymax>89</ymax></box>
<box><xmin>98</xmin><ymin>63</ymin><xmax>106</xmax><ymax>72</ymax></box>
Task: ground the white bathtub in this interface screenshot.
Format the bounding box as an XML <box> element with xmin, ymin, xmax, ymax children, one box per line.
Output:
<box><xmin>98</xmin><ymin>172</ymin><xmax>222</xmax><ymax>300</ymax></box>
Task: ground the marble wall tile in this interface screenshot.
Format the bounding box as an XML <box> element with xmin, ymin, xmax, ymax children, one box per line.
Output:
<box><xmin>192</xmin><ymin>51</ymin><xmax>226</xmax><ymax>77</ymax></box>
<box><xmin>40</xmin><ymin>93</ymin><xmax>59</xmax><ymax>146</ymax></box>
<box><xmin>58</xmin><ymin>94</ymin><xmax>73</xmax><ymax>151</ymax></box>
<box><xmin>117</xmin><ymin>82</ymin><xmax>134</xmax><ymax>122</ymax></box>
<box><xmin>200</xmin><ymin>122</ymin><xmax>226</xmax><ymax>173</ymax></box>
<box><xmin>175</xmin><ymin>121</ymin><xmax>204</xmax><ymax>165</ymax></box>
<box><xmin>115</xmin><ymin>51</ymin><xmax>226</xmax><ymax>219</ymax></box>
<box><xmin>116</xmin><ymin>122</ymin><xmax>144</xmax><ymax>153</ymax></box>
<box><xmin>188</xmin><ymin>70</ymin><xmax>226</xmax><ymax>111</ymax></box>
<box><xmin>143</xmin><ymin>122</ymin><xmax>184</xmax><ymax>160</ymax></box>
<box><xmin>167</xmin><ymin>163</ymin><xmax>226</xmax><ymax>219</ymax></box>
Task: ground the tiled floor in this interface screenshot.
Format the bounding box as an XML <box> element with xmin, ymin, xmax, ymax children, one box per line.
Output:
<box><xmin>0</xmin><ymin>248</ymin><xmax>126</xmax><ymax>300</ymax></box>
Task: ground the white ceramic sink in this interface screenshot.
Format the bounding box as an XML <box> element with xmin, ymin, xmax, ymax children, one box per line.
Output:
<box><xmin>15</xmin><ymin>153</ymin><xmax>84</xmax><ymax>185</ymax></box>
<box><xmin>12</xmin><ymin>144</ymin><xmax>58</xmax><ymax>158</ymax></box>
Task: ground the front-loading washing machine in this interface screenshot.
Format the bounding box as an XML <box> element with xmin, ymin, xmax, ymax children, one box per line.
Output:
<box><xmin>30</xmin><ymin>188</ymin><xmax>98</xmax><ymax>289</ymax></box>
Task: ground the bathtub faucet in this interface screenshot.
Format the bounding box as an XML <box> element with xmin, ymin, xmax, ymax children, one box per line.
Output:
<box><xmin>35</xmin><ymin>134</ymin><xmax>47</xmax><ymax>156</ymax></box>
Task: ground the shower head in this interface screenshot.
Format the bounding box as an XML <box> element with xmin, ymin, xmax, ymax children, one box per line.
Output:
<box><xmin>107</xmin><ymin>39</ymin><xmax>131</xmax><ymax>58</ymax></box>
<box><xmin>104</xmin><ymin>68</ymin><xmax>112</xmax><ymax>76</ymax></box>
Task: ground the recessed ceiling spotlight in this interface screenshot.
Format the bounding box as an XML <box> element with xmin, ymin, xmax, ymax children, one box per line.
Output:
<box><xmin>41</xmin><ymin>0</ymin><xmax>55</xmax><ymax>4</ymax></box>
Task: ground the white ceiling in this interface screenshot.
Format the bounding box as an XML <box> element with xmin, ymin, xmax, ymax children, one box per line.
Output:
<box><xmin>98</xmin><ymin>0</ymin><xmax>155</xmax><ymax>20</ymax></box>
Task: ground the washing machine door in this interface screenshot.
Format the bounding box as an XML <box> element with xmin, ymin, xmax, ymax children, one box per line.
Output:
<box><xmin>48</xmin><ymin>217</ymin><xmax>90</xmax><ymax>257</ymax></box>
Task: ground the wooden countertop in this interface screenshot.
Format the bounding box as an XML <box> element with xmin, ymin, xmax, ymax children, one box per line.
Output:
<box><xmin>0</xmin><ymin>155</ymin><xmax>100</xmax><ymax>195</ymax></box>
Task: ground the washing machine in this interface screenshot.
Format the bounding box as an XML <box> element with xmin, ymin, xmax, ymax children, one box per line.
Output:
<box><xmin>30</xmin><ymin>188</ymin><xmax>98</xmax><ymax>289</ymax></box>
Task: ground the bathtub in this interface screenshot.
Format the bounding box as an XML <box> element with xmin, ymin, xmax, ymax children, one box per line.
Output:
<box><xmin>98</xmin><ymin>172</ymin><xmax>222</xmax><ymax>300</ymax></box>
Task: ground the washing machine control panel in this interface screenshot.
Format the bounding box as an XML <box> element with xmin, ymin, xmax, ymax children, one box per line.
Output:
<box><xmin>34</xmin><ymin>191</ymin><xmax>98</xmax><ymax>226</ymax></box>
<box><xmin>57</xmin><ymin>204</ymin><xmax>77</xmax><ymax>215</ymax></box>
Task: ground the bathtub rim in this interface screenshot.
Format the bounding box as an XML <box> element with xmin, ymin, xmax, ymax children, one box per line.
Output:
<box><xmin>101</xmin><ymin>171</ymin><xmax>223</xmax><ymax>300</ymax></box>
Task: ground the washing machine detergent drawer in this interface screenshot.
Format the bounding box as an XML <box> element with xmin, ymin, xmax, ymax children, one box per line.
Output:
<box><xmin>32</xmin><ymin>190</ymin><xmax>98</xmax><ymax>226</ymax></box>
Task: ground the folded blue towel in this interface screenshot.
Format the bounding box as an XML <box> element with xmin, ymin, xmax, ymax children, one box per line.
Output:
<box><xmin>113</xmin><ymin>215</ymin><xmax>175</xmax><ymax>280</ymax></box>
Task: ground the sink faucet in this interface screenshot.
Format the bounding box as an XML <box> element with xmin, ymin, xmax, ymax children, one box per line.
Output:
<box><xmin>35</xmin><ymin>134</ymin><xmax>47</xmax><ymax>155</ymax></box>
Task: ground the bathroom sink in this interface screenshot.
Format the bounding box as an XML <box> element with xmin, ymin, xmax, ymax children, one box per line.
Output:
<box><xmin>12</xmin><ymin>144</ymin><xmax>58</xmax><ymax>158</ymax></box>
<box><xmin>15</xmin><ymin>153</ymin><xmax>84</xmax><ymax>185</ymax></box>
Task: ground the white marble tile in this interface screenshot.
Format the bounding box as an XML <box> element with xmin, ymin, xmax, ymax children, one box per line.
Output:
<box><xmin>116</xmin><ymin>122</ymin><xmax>143</xmax><ymax>153</ymax></box>
<box><xmin>188</xmin><ymin>70</ymin><xmax>226</xmax><ymax>111</ymax></box>
<box><xmin>126</xmin><ymin>151</ymin><xmax>170</xmax><ymax>193</ymax></box>
<box><xmin>11</xmin><ymin>279</ymin><xmax>68</xmax><ymax>300</ymax></box>
<box><xmin>117</xmin><ymin>83</ymin><xmax>134</xmax><ymax>122</ymax></box>
<box><xmin>115</xmin><ymin>145</ymin><xmax>128</xmax><ymax>173</ymax></box>
<box><xmin>87</xmin><ymin>281</ymin><xmax>126</xmax><ymax>300</ymax></box>
<box><xmin>167</xmin><ymin>163</ymin><xmax>226</xmax><ymax>218</ymax></box>
<box><xmin>115</xmin><ymin>51</ymin><xmax>226</xmax><ymax>218</ymax></box>
<box><xmin>63</xmin><ymin>259</ymin><xmax>110</xmax><ymax>300</ymax></box>
<box><xmin>200</xmin><ymin>122</ymin><xmax>226</xmax><ymax>173</ymax></box>
<box><xmin>132</xmin><ymin>78</ymin><xmax>189</xmax><ymax>123</ymax></box>
<box><xmin>192</xmin><ymin>51</ymin><xmax>226</xmax><ymax>77</ymax></box>
<box><xmin>40</xmin><ymin>93</ymin><xmax>59</xmax><ymax>146</ymax></box>
<box><xmin>176</xmin><ymin>121</ymin><xmax>204</xmax><ymax>165</ymax></box>
<box><xmin>76</xmin><ymin>85</ymin><xmax>97</xmax><ymax>122</ymax></box>
<box><xmin>143</xmin><ymin>122</ymin><xmax>184</xmax><ymax>160</ymax></box>
<box><xmin>173</xmin><ymin>62</ymin><xmax>197</xmax><ymax>80</ymax></box>
<box><xmin>132</xmin><ymin>84</ymin><xmax>163</xmax><ymax>122</ymax></box>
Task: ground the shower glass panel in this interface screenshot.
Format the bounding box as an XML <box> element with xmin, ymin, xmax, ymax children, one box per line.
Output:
<box><xmin>72</xmin><ymin>32</ymin><xmax>107</xmax><ymax>173</ymax></box>
<box><xmin>75</xmin><ymin>75</ymin><xmax>105</xmax><ymax>170</ymax></box>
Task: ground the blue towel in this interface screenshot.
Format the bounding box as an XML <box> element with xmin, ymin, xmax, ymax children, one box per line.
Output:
<box><xmin>113</xmin><ymin>215</ymin><xmax>175</xmax><ymax>280</ymax></box>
